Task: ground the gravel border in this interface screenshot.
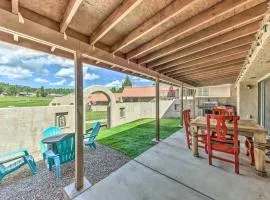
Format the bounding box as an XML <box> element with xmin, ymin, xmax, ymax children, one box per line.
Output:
<box><xmin>0</xmin><ymin>143</ymin><xmax>130</xmax><ymax>200</ymax></box>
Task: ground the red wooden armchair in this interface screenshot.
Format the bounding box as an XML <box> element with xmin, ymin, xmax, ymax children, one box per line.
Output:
<box><xmin>207</xmin><ymin>114</ymin><xmax>240</xmax><ymax>174</ymax></box>
<box><xmin>183</xmin><ymin>109</ymin><xmax>207</xmax><ymax>153</ymax></box>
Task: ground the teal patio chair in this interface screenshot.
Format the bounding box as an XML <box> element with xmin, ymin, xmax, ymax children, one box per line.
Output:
<box><xmin>0</xmin><ymin>149</ymin><xmax>37</xmax><ymax>182</ymax></box>
<box><xmin>45</xmin><ymin>133</ymin><xmax>75</xmax><ymax>179</ymax></box>
<box><xmin>85</xmin><ymin>122</ymin><xmax>101</xmax><ymax>149</ymax></box>
<box><xmin>40</xmin><ymin>126</ymin><xmax>61</xmax><ymax>160</ymax></box>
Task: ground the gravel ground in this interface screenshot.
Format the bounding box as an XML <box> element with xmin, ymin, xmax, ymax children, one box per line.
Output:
<box><xmin>0</xmin><ymin>143</ymin><xmax>130</xmax><ymax>200</ymax></box>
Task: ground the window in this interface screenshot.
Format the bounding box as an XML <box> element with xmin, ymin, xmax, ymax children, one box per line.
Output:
<box><xmin>198</xmin><ymin>87</ymin><xmax>209</xmax><ymax>96</ymax></box>
<box><xmin>120</xmin><ymin>107</ymin><xmax>126</xmax><ymax>118</ymax></box>
<box><xmin>55</xmin><ymin>112</ymin><xmax>68</xmax><ymax>127</ymax></box>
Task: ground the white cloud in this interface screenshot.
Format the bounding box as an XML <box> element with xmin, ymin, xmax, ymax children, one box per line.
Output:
<box><xmin>84</xmin><ymin>73</ymin><xmax>99</xmax><ymax>80</ymax></box>
<box><xmin>0</xmin><ymin>65</ymin><xmax>33</xmax><ymax>79</ymax></box>
<box><xmin>49</xmin><ymin>79</ymin><xmax>66</xmax><ymax>86</ymax></box>
<box><xmin>34</xmin><ymin>78</ymin><xmax>49</xmax><ymax>83</ymax></box>
<box><xmin>68</xmin><ymin>81</ymin><xmax>75</xmax><ymax>87</ymax></box>
<box><xmin>105</xmin><ymin>80</ymin><xmax>123</xmax><ymax>88</ymax></box>
<box><xmin>55</xmin><ymin>67</ymin><xmax>74</xmax><ymax>79</ymax></box>
<box><xmin>131</xmin><ymin>76</ymin><xmax>152</xmax><ymax>83</ymax></box>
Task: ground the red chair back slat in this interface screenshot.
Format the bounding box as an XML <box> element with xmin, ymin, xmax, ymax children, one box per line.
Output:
<box><xmin>212</xmin><ymin>108</ymin><xmax>234</xmax><ymax>116</ymax></box>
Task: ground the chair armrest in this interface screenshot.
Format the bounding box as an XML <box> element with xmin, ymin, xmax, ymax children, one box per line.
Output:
<box><xmin>0</xmin><ymin>148</ymin><xmax>29</xmax><ymax>159</ymax></box>
<box><xmin>0</xmin><ymin>155</ymin><xmax>24</xmax><ymax>164</ymax></box>
<box><xmin>45</xmin><ymin>150</ymin><xmax>58</xmax><ymax>158</ymax></box>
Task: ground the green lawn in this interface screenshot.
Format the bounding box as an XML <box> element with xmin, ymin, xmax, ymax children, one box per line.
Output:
<box><xmin>85</xmin><ymin>111</ymin><xmax>107</xmax><ymax>121</ymax></box>
<box><xmin>0</xmin><ymin>96</ymin><xmax>53</xmax><ymax>107</ymax></box>
<box><xmin>96</xmin><ymin>118</ymin><xmax>181</xmax><ymax>158</ymax></box>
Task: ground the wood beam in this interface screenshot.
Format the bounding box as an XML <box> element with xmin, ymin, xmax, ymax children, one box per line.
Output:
<box><xmin>74</xmin><ymin>50</ymin><xmax>84</xmax><ymax>190</ymax></box>
<box><xmin>187</xmin><ymin>73</ymin><xmax>239</xmax><ymax>82</ymax></box>
<box><xmin>0</xmin><ymin>8</ymin><xmax>192</xmax><ymax>88</ymax></box>
<box><xmin>126</xmin><ymin>0</ymin><xmax>267</xmax><ymax>60</ymax></box>
<box><xmin>110</xmin><ymin>0</ymin><xmax>198</xmax><ymax>53</ymax></box>
<box><xmin>156</xmin><ymin>78</ymin><xmax>160</xmax><ymax>142</ymax></box>
<box><xmin>172</xmin><ymin>59</ymin><xmax>245</xmax><ymax>76</ymax></box>
<box><xmin>160</xmin><ymin>45</ymin><xmax>250</xmax><ymax>74</ymax></box>
<box><xmin>148</xmin><ymin>32</ymin><xmax>256</xmax><ymax>68</ymax></box>
<box><xmin>60</xmin><ymin>0</ymin><xmax>83</xmax><ymax>33</ymax></box>
<box><xmin>182</xmin><ymin>69</ymin><xmax>241</xmax><ymax>79</ymax></box>
<box><xmin>176</xmin><ymin>63</ymin><xmax>243</xmax><ymax>77</ymax></box>
<box><xmin>90</xmin><ymin>0</ymin><xmax>143</xmax><ymax>45</ymax></box>
<box><xmin>150</xmin><ymin>35</ymin><xmax>253</xmax><ymax>69</ymax></box>
<box><xmin>138</xmin><ymin>12</ymin><xmax>264</xmax><ymax>65</ymax></box>
<box><xmin>195</xmin><ymin>77</ymin><xmax>238</xmax><ymax>86</ymax></box>
<box><xmin>11</xmin><ymin>0</ymin><xmax>18</xmax><ymax>14</ymax></box>
<box><xmin>168</xmin><ymin>52</ymin><xmax>246</xmax><ymax>77</ymax></box>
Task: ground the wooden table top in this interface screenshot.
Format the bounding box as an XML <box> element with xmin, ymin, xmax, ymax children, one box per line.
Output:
<box><xmin>190</xmin><ymin>116</ymin><xmax>267</xmax><ymax>134</ymax></box>
<box><xmin>41</xmin><ymin>133</ymin><xmax>75</xmax><ymax>144</ymax></box>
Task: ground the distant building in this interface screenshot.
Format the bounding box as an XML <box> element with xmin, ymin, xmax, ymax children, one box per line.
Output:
<box><xmin>17</xmin><ymin>92</ymin><xmax>36</xmax><ymax>97</ymax></box>
<box><xmin>49</xmin><ymin>86</ymin><xmax>180</xmax><ymax>106</ymax></box>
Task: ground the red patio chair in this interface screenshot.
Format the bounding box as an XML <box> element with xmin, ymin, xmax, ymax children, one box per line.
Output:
<box><xmin>207</xmin><ymin>114</ymin><xmax>240</xmax><ymax>174</ymax></box>
<box><xmin>183</xmin><ymin>109</ymin><xmax>207</xmax><ymax>153</ymax></box>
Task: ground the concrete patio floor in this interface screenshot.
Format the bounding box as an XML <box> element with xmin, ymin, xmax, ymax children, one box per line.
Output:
<box><xmin>75</xmin><ymin>130</ymin><xmax>270</xmax><ymax>200</ymax></box>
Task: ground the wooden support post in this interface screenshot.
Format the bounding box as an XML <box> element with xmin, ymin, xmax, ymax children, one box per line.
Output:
<box><xmin>192</xmin><ymin>89</ymin><xmax>196</xmax><ymax>118</ymax></box>
<box><xmin>156</xmin><ymin>78</ymin><xmax>160</xmax><ymax>142</ymax></box>
<box><xmin>74</xmin><ymin>50</ymin><xmax>84</xmax><ymax>190</ymax></box>
<box><xmin>180</xmin><ymin>85</ymin><xmax>184</xmax><ymax>126</ymax></box>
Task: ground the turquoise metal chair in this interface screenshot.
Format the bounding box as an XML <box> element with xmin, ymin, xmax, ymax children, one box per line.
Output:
<box><xmin>40</xmin><ymin>126</ymin><xmax>61</xmax><ymax>160</ymax></box>
<box><xmin>45</xmin><ymin>133</ymin><xmax>75</xmax><ymax>179</ymax></box>
<box><xmin>85</xmin><ymin>122</ymin><xmax>101</xmax><ymax>149</ymax></box>
<box><xmin>0</xmin><ymin>149</ymin><xmax>37</xmax><ymax>182</ymax></box>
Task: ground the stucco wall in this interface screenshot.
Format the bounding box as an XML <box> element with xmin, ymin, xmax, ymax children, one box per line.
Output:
<box><xmin>0</xmin><ymin>100</ymin><xmax>179</xmax><ymax>157</ymax></box>
<box><xmin>238</xmin><ymin>81</ymin><xmax>258</xmax><ymax>121</ymax></box>
<box><xmin>0</xmin><ymin>106</ymin><xmax>75</xmax><ymax>158</ymax></box>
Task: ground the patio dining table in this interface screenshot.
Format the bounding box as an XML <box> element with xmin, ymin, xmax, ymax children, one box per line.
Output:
<box><xmin>41</xmin><ymin>133</ymin><xmax>75</xmax><ymax>154</ymax></box>
<box><xmin>190</xmin><ymin>116</ymin><xmax>267</xmax><ymax>177</ymax></box>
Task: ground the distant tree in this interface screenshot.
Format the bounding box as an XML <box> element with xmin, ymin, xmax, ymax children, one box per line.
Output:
<box><xmin>123</xmin><ymin>75</ymin><xmax>132</xmax><ymax>87</ymax></box>
<box><xmin>110</xmin><ymin>87</ymin><xmax>117</xmax><ymax>93</ymax></box>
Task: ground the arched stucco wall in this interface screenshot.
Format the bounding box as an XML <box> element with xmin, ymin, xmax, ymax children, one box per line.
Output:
<box><xmin>84</xmin><ymin>86</ymin><xmax>117</xmax><ymax>128</ymax></box>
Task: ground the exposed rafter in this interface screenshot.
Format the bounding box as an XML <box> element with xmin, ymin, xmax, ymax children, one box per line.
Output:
<box><xmin>90</xmin><ymin>0</ymin><xmax>143</xmax><ymax>45</ymax></box>
<box><xmin>11</xmin><ymin>0</ymin><xmax>18</xmax><ymax>14</ymax></box>
<box><xmin>110</xmin><ymin>0</ymin><xmax>199</xmax><ymax>53</ymax></box>
<box><xmin>176</xmin><ymin>64</ymin><xmax>243</xmax><ymax>77</ymax></box>
<box><xmin>172</xmin><ymin>59</ymin><xmax>245</xmax><ymax>78</ymax></box>
<box><xmin>149</xmin><ymin>35</ymin><xmax>254</xmax><ymax>69</ymax></box>
<box><xmin>158</xmin><ymin>45</ymin><xmax>250</xmax><ymax>73</ymax></box>
<box><xmin>126</xmin><ymin>0</ymin><xmax>267</xmax><ymax>60</ymax></box>
<box><xmin>60</xmin><ymin>0</ymin><xmax>83</xmax><ymax>33</ymax></box>
<box><xmin>138</xmin><ymin>16</ymin><xmax>263</xmax><ymax>64</ymax></box>
<box><xmin>168</xmin><ymin>52</ymin><xmax>246</xmax><ymax>77</ymax></box>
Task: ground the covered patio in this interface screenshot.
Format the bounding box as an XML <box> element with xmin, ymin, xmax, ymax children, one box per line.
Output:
<box><xmin>0</xmin><ymin>0</ymin><xmax>270</xmax><ymax>199</ymax></box>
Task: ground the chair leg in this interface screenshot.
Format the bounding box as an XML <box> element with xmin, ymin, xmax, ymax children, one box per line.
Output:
<box><xmin>53</xmin><ymin>156</ymin><xmax>61</xmax><ymax>180</ymax></box>
<box><xmin>208</xmin><ymin>145</ymin><xmax>212</xmax><ymax>165</ymax></box>
<box><xmin>234</xmin><ymin>151</ymin><xmax>239</xmax><ymax>174</ymax></box>
<box><xmin>246</xmin><ymin>137</ymin><xmax>255</xmax><ymax>166</ymax></box>
<box><xmin>25</xmin><ymin>155</ymin><xmax>37</xmax><ymax>175</ymax></box>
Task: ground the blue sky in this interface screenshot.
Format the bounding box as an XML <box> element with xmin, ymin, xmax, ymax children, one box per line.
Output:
<box><xmin>0</xmin><ymin>41</ymin><xmax>154</xmax><ymax>89</ymax></box>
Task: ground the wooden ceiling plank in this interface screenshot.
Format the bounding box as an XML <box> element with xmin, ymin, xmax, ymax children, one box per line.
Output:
<box><xmin>182</xmin><ymin>68</ymin><xmax>241</xmax><ymax>78</ymax></box>
<box><xmin>110</xmin><ymin>0</ymin><xmax>197</xmax><ymax>53</ymax></box>
<box><xmin>158</xmin><ymin>45</ymin><xmax>250</xmax><ymax>73</ymax></box>
<box><xmin>194</xmin><ymin>77</ymin><xmax>237</xmax><ymax>86</ymax></box>
<box><xmin>187</xmin><ymin>73</ymin><xmax>239</xmax><ymax>81</ymax></box>
<box><xmin>0</xmin><ymin>8</ymin><xmax>192</xmax><ymax>88</ymax></box>
<box><xmin>90</xmin><ymin>0</ymin><xmax>143</xmax><ymax>45</ymax></box>
<box><xmin>138</xmin><ymin>12</ymin><xmax>264</xmax><ymax>64</ymax></box>
<box><xmin>148</xmin><ymin>32</ymin><xmax>256</xmax><ymax>68</ymax></box>
<box><xmin>11</xmin><ymin>0</ymin><xmax>18</xmax><ymax>14</ymax></box>
<box><xmin>126</xmin><ymin>0</ymin><xmax>267</xmax><ymax>60</ymax></box>
<box><xmin>60</xmin><ymin>0</ymin><xmax>83</xmax><ymax>33</ymax></box>
<box><xmin>167</xmin><ymin>52</ymin><xmax>246</xmax><ymax>77</ymax></box>
<box><xmin>150</xmin><ymin>35</ymin><xmax>253</xmax><ymax>69</ymax></box>
<box><xmin>172</xmin><ymin>59</ymin><xmax>245</xmax><ymax>75</ymax></box>
<box><xmin>176</xmin><ymin>64</ymin><xmax>243</xmax><ymax>77</ymax></box>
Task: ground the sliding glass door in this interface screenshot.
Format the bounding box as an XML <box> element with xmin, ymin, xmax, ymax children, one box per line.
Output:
<box><xmin>259</xmin><ymin>78</ymin><xmax>270</xmax><ymax>135</ymax></box>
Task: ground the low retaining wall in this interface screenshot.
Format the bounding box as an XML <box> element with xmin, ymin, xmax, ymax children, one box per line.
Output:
<box><xmin>0</xmin><ymin>100</ymin><xmax>180</xmax><ymax>157</ymax></box>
